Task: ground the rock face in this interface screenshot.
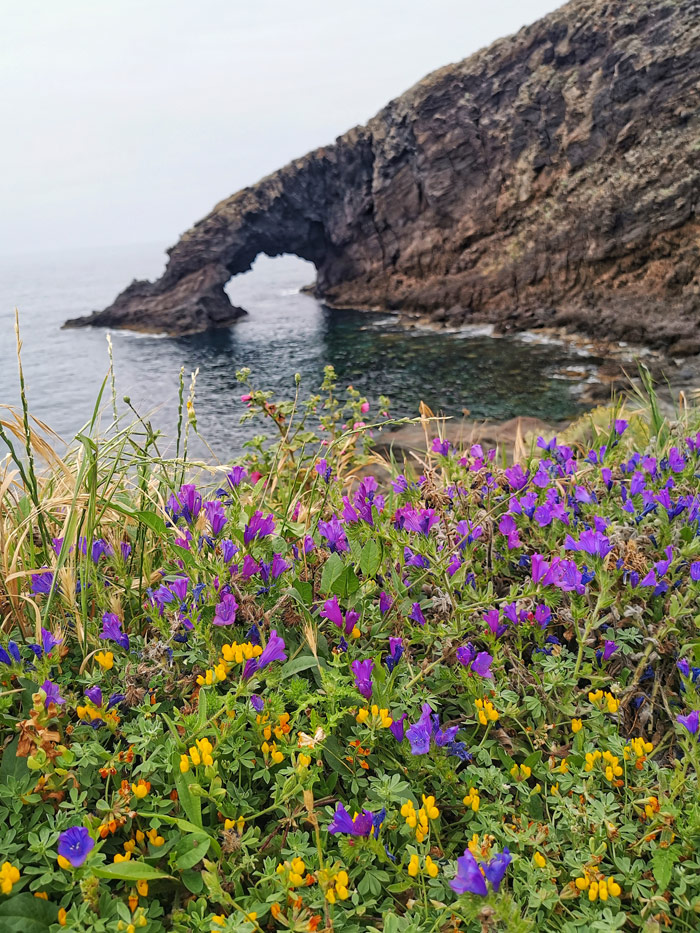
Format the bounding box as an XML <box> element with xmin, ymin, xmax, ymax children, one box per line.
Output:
<box><xmin>65</xmin><ymin>0</ymin><xmax>700</xmax><ymax>348</ymax></box>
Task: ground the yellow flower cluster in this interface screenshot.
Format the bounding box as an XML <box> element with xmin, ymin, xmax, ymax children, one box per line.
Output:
<box><xmin>131</xmin><ymin>779</ymin><xmax>150</xmax><ymax>799</ymax></box>
<box><xmin>143</xmin><ymin>828</ymin><xmax>165</xmax><ymax>847</ymax></box>
<box><xmin>408</xmin><ymin>854</ymin><xmax>438</xmax><ymax>878</ymax></box>
<box><xmin>197</xmin><ymin>641</ymin><xmax>263</xmax><ymax>686</ymax></box>
<box><xmin>326</xmin><ymin>869</ymin><xmax>350</xmax><ymax>903</ymax></box>
<box><xmin>588</xmin><ymin>689</ymin><xmax>620</xmax><ymax>714</ymax></box>
<box><xmin>401</xmin><ymin>795</ymin><xmax>439</xmax><ymax>843</ymax></box>
<box><xmin>467</xmin><ymin>833</ymin><xmax>495</xmax><ymax>858</ymax></box>
<box><xmin>211</xmin><ymin>912</ymin><xmax>256</xmax><ymax>931</ymax></box>
<box><xmin>475</xmin><ymin>697</ymin><xmax>499</xmax><ymax>725</ymax></box>
<box><xmin>356</xmin><ymin>705</ymin><xmax>393</xmax><ymax>728</ymax></box>
<box><xmin>463</xmin><ymin>787</ymin><xmax>480</xmax><ymax>811</ymax></box>
<box><xmin>624</xmin><ymin>736</ymin><xmax>653</xmax><ymax>765</ymax></box>
<box><xmin>277</xmin><ymin>856</ymin><xmax>309</xmax><ymax>888</ymax></box>
<box><xmin>0</xmin><ymin>862</ymin><xmax>20</xmax><ymax>895</ymax></box>
<box><xmin>575</xmin><ymin>869</ymin><xmax>622</xmax><ymax>901</ymax></box>
<box><xmin>642</xmin><ymin>796</ymin><xmax>660</xmax><ymax>820</ymax></box>
<box><xmin>261</xmin><ymin>740</ymin><xmax>284</xmax><ymax>764</ymax></box>
<box><xmin>584</xmin><ymin>749</ymin><xmax>623</xmax><ymax>782</ymax></box>
<box><xmin>180</xmin><ymin>737</ymin><xmax>215</xmax><ymax>772</ymax></box>
<box><xmin>224</xmin><ymin>816</ymin><xmax>245</xmax><ymax>833</ymax></box>
<box><xmin>510</xmin><ymin>763</ymin><xmax>532</xmax><ymax>781</ymax></box>
<box><xmin>258</xmin><ymin>711</ymin><xmax>291</xmax><ymax>742</ymax></box>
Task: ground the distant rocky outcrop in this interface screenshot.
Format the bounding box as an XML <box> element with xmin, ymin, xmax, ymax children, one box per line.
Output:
<box><xmin>65</xmin><ymin>0</ymin><xmax>700</xmax><ymax>349</ymax></box>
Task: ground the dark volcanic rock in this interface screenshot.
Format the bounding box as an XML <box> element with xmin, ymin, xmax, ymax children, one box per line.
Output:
<box><xmin>66</xmin><ymin>0</ymin><xmax>700</xmax><ymax>341</ymax></box>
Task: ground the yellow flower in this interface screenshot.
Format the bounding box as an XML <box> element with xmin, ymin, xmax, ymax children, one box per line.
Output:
<box><xmin>463</xmin><ymin>787</ymin><xmax>480</xmax><ymax>812</ymax></box>
<box><xmin>425</xmin><ymin>855</ymin><xmax>439</xmax><ymax>878</ymax></box>
<box><xmin>407</xmin><ymin>854</ymin><xmax>420</xmax><ymax>877</ymax></box>
<box><xmin>95</xmin><ymin>651</ymin><xmax>113</xmax><ymax>670</ymax></box>
<box><xmin>571</xmin><ymin>718</ymin><xmax>583</xmax><ymax>733</ymax></box>
<box><xmin>0</xmin><ymin>862</ymin><xmax>20</xmax><ymax>894</ymax></box>
<box><xmin>211</xmin><ymin>915</ymin><xmax>227</xmax><ymax>932</ymax></box>
<box><xmin>137</xmin><ymin>879</ymin><xmax>148</xmax><ymax>897</ymax></box>
<box><xmin>34</xmin><ymin>891</ymin><xmax>48</xmax><ymax>900</ymax></box>
<box><xmin>179</xmin><ymin>754</ymin><xmax>190</xmax><ymax>773</ymax></box>
<box><xmin>298</xmin><ymin>752</ymin><xmax>311</xmax><ymax>768</ymax></box>
<box><xmin>421</xmin><ymin>795</ymin><xmax>439</xmax><ymax>820</ymax></box>
<box><xmin>356</xmin><ymin>708</ymin><xmax>369</xmax><ymax>724</ymax></box>
<box><xmin>131</xmin><ymin>780</ymin><xmax>150</xmax><ymax>799</ymax></box>
<box><xmin>189</xmin><ymin>745</ymin><xmax>201</xmax><ymax>766</ymax></box>
<box><xmin>534</xmin><ymin>851</ymin><xmax>546</xmax><ymax>869</ymax></box>
<box><xmin>57</xmin><ymin>855</ymin><xmax>72</xmax><ymax>870</ymax></box>
<box><xmin>224</xmin><ymin>816</ymin><xmax>245</xmax><ymax>833</ymax></box>
<box><xmin>475</xmin><ymin>697</ymin><xmax>499</xmax><ymax>724</ymax></box>
<box><xmin>147</xmin><ymin>828</ymin><xmax>165</xmax><ymax>847</ymax></box>
<box><xmin>58</xmin><ymin>908</ymin><xmax>68</xmax><ymax>926</ymax></box>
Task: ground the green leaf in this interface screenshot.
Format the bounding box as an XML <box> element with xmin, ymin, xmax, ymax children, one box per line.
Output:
<box><xmin>174</xmin><ymin>834</ymin><xmax>211</xmax><ymax>870</ymax></box>
<box><xmin>92</xmin><ymin>861</ymin><xmax>173</xmax><ymax>882</ymax></box>
<box><xmin>652</xmin><ymin>845</ymin><xmax>677</xmax><ymax>891</ymax></box>
<box><xmin>135</xmin><ymin>813</ymin><xmax>221</xmax><ymax>858</ymax></box>
<box><xmin>135</xmin><ymin>510</ymin><xmax>168</xmax><ymax>536</ymax></box>
<box><xmin>181</xmin><ymin>868</ymin><xmax>204</xmax><ymax>894</ymax></box>
<box><xmin>331</xmin><ymin>565</ymin><xmax>360</xmax><ymax>598</ymax></box>
<box><xmin>280</xmin><ymin>655</ymin><xmax>322</xmax><ymax>679</ymax></box>
<box><xmin>359</xmin><ymin>539</ymin><xmax>381</xmax><ymax>577</ymax></box>
<box><xmin>0</xmin><ymin>894</ymin><xmax>58</xmax><ymax>933</ymax></box>
<box><xmin>320</xmin><ymin>553</ymin><xmax>345</xmax><ymax>594</ymax></box>
<box><xmin>290</xmin><ymin>581</ymin><xmax>313</xmax><ymax>606</ymax></box>
<box><xmin>0</xmin><ymin>736</ymin><xmax>29</xmax><ymax>782</ymax></box>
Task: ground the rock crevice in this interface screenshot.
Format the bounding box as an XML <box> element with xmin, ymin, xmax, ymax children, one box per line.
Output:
<box><xmin>65</xmin><ymin>0</ymin><xmax>700</xmax><ymax>349</ymax></box>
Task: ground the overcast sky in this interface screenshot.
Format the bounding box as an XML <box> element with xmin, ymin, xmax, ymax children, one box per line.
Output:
<box><xmin>1</xmin><ymin>0</ymin><xmax>561</xmax><ymax>255</ymax></box>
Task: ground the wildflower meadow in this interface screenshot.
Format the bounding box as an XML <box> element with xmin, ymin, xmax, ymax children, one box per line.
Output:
<box><xmin>1</xmin><ymin>355</ymin><xmax>700</xmax><ymax>933</ymax></box>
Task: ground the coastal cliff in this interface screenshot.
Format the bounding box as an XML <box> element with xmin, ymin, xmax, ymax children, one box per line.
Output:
<box><xmin>65</xmin><ymin>0</ymin><xmax>700</xmax><ymax>349</ymax></box>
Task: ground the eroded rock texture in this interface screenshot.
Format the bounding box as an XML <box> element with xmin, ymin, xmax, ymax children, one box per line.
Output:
<box><xmin>66</xmin><ymin>0</ymin><xmax>700</xmax><ymax>348</ymax></box>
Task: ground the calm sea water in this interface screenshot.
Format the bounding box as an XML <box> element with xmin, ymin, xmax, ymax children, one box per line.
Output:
<box><xmin>0</xmin><ymin>244</ymin><xmax>602</xmax><ymax>460</ymax></box>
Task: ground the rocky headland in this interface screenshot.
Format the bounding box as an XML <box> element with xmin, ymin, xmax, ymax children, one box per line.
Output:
<box><xmin>65</xmin><ymin>0</ymin><xmax>700</xmax><ymax>349</ymax></box>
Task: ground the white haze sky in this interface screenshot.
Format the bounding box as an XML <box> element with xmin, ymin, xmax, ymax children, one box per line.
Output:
<box><xmin>1</xmin><ymin>0</ymin><xmax>561</xmax><ymax>255</ymax></box>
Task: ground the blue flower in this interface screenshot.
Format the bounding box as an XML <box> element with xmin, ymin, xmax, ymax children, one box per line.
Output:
<box><xmin>57</xmin><ymin>827</ymin><xmax>94</xmax><ymax>867</ymax></box>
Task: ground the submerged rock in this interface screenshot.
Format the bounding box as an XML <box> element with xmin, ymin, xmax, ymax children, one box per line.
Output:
<box><xmin>66</xmin><ymin>0</ymin><xmax>700</xmax><ymax>341</ymax></box>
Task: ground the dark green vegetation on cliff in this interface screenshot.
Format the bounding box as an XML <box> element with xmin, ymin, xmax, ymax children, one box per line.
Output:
<box><xmin>67</xmin><ymin>0</ymin><xmax>700</xmax><ymax>347</ymax></box>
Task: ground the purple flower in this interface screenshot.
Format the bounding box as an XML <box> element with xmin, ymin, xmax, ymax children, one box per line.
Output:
<box><xmin>320</xmin><ymin>596</ymin><xmax>358</xmax><ymax>636</ymax></box>
<box><xmin>614</xmin><ymin>419</ymin><xmax>628</xmax><ymax>436</ymax></box>
<box><xmin>394</xmin><ymin>505</ymin><xmax>439</xmax><ymax>536</ymax></box>
<box><xmin>392</xmin><ymin>475</ymin><xmax>409</xmax><ymax>493</ymax></box>
<box><xmin>318</xmin><ymin>516</ymin><xmax>349</xmax><ymax>553</ymax></box>
<box><xmin>483</xmin><ymin>609</ymin><xmax>507</xmax><ymax>638</ymax></box>
<box><xmin>57</xmin><ymin>826</ymin><xmax>95</xmax><ymax>868</ymax></box>
<box><xmin>482</xmin><ymin>848</ymin><xmax>512</xmax><ymax>892</ymax></box>
<box><xmin>41</xmin><ymin>679</ymin><xmax>65</xmax><ymax>708</ymax></box>
<box><xmin>602</xmin><ymin>640</ymin><xmax>618</xmax><ymax>661</ymax></box>
<box><xmin>389</xmin><ymin>713</ymin><xmax>407</xmax><ymax>742</ymax></box>
<box><xmin>243</xmin><ymin>511</ymin><xmax>275</xmax><ymax>545</ymax></box>
<box><xmin>31</xmin><ymin>570</ymin><xmax>55</xmax><ymax>595</ymax></box>
<box><xmin>315</xmin><ymin>459</ymin><xmax>333</xmax><ymax>484</ymax></box>
<box><xmin>564</xmin><ymin>530</ymin><xmax>612</xmax><ymax>559</ymax></box>
<box><xmin>410</xmin><ymin>603</ymin><xmax>426</xmax><ymax>626</ymax></box>
<box><xmin>678</xmin><ymin>710</ymin><xmax>699</xmax><ymax>735</ymax></box>
<box><xmin>327</xmin><ymin>804</ymin><xmax>374</xmax><ymax>837</ymax></box>
<box><xmin>690</xmin><ymin>562</ymin><xmax>700</xmax><ymax>582</ymax></box>
<box><xmin>213</xmin><ymin>594</ymin><xmax>239</xmax><ymax>626</ymax></box>
<box><xmin>385</xmin><ymin>637</ymin><xmax>404</xmax><ymax>672</ymax></box>
<box><xmin>379</xmin><ymin>591</ymin><xmax>392</xmax><ymax>615</ymax></box>
<box><xmin>456</xmin><ymin>644</ymin><xmax>494</xmax><ymax>678</ymax></box>
<box><xmin>406</xmin><ymin>704</ymin><xmax>433</xmax><ymax>754</ymax></box>
<box><xmin>450</xmin><ymin>849</ymin><xmax>487</xmax><ymax>896</ymax></box>
<box><xmin>244</xmin><ymin>630</ymin><xmax>287</xmax><ymax>678</ymax></box>
<box><xmin>120</xmin><ymin>542</ymin><xmax>132</xmax><ymax>560</ymax></box>
<box><xmin>678</xmin><ymin>658</ymin><xmax>691</xmax><ymax>677</ymax></box>
<box><xmin>169</xmin><ymin>484</ymin><xmax>202</xmax><ymax>523</ymax></box>
<box><xmin>431</xmin><ymin>437</ymin><xmax>450</xmax><ymax>456</ymax></box>
<box><xmin>404</xmin><ymin>547</ymin><xmax>430</xmax><ymax>569</ymax></box>
<box><xmin>84</xmin><ymin>686</ymin><xmax>103</xmax><ymax>706</ymax></box>
<box><xmin>504</xmin><ymin>464</ymin><xmax>529</xmax><ymax>491</ymax></box>
<box><xmin>0</xmin><ymin>642</ymin><xmax>20</xmax><ymax>666</ymax></box>
<box><xmin>250</xmin><ymin>694</ymin><xmax>265</xmax><ymax>712</ymax></box>
<box><xmin>351</xmin><ymin>659</ymin><xmax>373</xmax><ymax>699</ymax></box>
<box><xmin>204</xmin><ymin>500</ymin><xmax>228</xmax><ymax>536</ymax></box>
<box><xmin>226</xmin><ymin>466</ymin><xmax>248</xmax><ymax>489</ymax></box>
<box><xmin>100</xmin><ymin>613</ymin><xmax>130</xmax><ymax>650</ymax></box>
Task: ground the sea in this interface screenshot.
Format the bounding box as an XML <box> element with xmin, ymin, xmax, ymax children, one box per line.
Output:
<box><xmin>0</xmin><ymin>243</ymin><xmax>604</xmax><ymax>461</ymax></box>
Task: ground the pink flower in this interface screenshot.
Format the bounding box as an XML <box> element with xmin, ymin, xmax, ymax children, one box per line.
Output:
<box><xmin>360</xmin><ymin>402</ymin><xmax>370</xmax><ymax>413</ymax></box>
